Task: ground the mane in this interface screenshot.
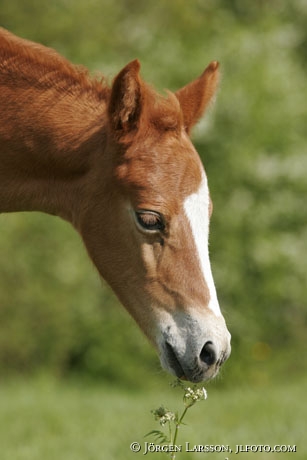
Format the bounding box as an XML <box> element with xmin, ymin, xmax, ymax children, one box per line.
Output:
<box><xmin>0</xmin><ymin>28</ymin><xmax>110</xmax><ymax>101</ymax></box>
<box><xmin>0</xmin><ymin>29</ymin><xmax>182</xmax><ymax>132</ymax></box>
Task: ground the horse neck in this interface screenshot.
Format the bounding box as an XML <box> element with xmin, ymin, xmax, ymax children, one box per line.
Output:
<box><xmin>0</xmin><ymin>73</ymin><xmax>108</xmax><ymax>224</ymax></box>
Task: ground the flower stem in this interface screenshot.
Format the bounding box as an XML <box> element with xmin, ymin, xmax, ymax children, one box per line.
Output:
<box><xmin>170</xmin><ymin>406</ymin><xmax>189</xmax><ymax>459</ymax></box>
<box><xmin>168</xmin><ymin>420</ymin><xmax>173</xmax><ymax>445</ymax></box>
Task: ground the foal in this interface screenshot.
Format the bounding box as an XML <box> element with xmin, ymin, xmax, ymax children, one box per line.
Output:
<box><xmin>0</xmin><ymin>28</ymin><xmax>230</xmax><ymax>382</ymax></box>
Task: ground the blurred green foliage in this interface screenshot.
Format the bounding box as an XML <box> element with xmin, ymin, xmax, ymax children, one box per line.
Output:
<box><xmin>0</xmin><ymin>0</ymin><xmax>306</xmax><ymax>386</ymax></box>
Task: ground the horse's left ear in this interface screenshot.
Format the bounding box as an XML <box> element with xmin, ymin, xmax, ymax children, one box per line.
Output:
<box><xmin>175</xmin><ymin>61</ymin><xmax>220</xmax><ymax>134</ymax></box>
<box><xmin>108</xmin><ymin>59</ymin><xmax>143</xmax><ymax>137</ymax></box>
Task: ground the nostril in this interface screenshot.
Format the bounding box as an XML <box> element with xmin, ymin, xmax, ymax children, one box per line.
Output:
<box><xmin>200</xmin><ymin>341</ymin><xmax>217</xmax><ymax>366</ymax></box>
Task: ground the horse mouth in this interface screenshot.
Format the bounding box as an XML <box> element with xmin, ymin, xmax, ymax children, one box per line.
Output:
<box><xmin>164</xmin><ymin>342</ymin><xmax>186</xmax><ymax>380</ymax></box>
<box><xmin>163</xmin><ymin>340</ymin><xmax>225</xmax><ymax>383</ymax></box>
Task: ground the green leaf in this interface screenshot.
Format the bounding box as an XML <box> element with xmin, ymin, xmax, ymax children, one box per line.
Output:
<box><xmin>145</xmin><ymin>430</ymin><xmax>170</xmax><ymax>444</ymax></box>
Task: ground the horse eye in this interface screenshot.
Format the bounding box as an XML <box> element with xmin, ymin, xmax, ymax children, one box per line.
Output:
<box><xmin>135</xmin><ymin>210</ymin><xmax>165</xmax><ymax>232</ymax></box>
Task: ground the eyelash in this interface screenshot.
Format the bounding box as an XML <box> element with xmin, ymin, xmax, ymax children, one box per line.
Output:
<box><xmin>135</xmin><ymin>210</ymin><xmax>165</xmax><ymax>233</ymax></box>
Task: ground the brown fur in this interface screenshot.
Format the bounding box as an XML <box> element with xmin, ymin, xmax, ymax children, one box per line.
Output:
<box><xmin>0</xmin><ymin>29</ymin><xmax>227</xmax><ymax>380</ymax></box>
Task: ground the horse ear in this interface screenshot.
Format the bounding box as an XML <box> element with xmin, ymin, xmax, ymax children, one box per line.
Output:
<box><xmin>108</xmin><ymin>59</ymin><xmax>143</xmax><ymax>136</ymax></box>
<box><xmin>175</xmin><ymin>61</ymin><xmax>220</xmax><ymax>134</ymax></box>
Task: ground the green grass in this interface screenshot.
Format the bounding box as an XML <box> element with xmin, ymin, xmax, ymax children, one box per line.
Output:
<box><xmin>0</xmin><ymin>374</ymin><xmax>305</xmax><ymax>460</ymax></box>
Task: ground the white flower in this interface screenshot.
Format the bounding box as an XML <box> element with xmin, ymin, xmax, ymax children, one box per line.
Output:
<box><xmin>183</xmin><ymin>385</ymin><xmax>208</xmax><ymax>407</ymax></box>
<box><xmin>152</xmin><ymin>406</ymin><xmax>176</xmax><ymax>426</ymax></box>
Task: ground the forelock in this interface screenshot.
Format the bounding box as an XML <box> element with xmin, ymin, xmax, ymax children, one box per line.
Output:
<box><xmin>143</xmin><ymin>85</ymin><xmax>183</xmax><ymax>133</ymax></box>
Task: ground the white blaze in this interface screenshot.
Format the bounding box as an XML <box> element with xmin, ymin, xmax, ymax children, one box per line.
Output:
<box><xmin>183</xmin><ymin>172</ymin><xmax>221</xmax><ymax>316</ymax></box>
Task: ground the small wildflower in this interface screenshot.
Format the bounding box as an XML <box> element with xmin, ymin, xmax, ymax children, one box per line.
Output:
<box><xmin>183</xmin><ymin>385</ymin><xmax>207</xmax><ymax>407</ymax></box>
<box><xmin>152</xmin><ymin>406</ymin><xmax>176</xmax><ymax>426</ymax></box>
<box><xmin>147</xmin><ymin>381</ymin><xmax>208</xmax><ymax>459</ymax></box>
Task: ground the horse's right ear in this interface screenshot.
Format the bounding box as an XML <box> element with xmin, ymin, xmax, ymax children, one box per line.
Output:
<box><xmin>108</xmin><ymin>60</ymin><xmax>143</xmax><ymax>137</ymax></box>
